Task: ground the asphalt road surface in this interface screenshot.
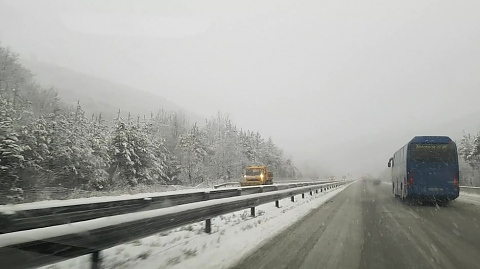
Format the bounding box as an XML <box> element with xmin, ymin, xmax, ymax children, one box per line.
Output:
<box><xmin>232</xmin><ymin>181</ymin><xmax>480</xmax><ymax>269</ymax></box>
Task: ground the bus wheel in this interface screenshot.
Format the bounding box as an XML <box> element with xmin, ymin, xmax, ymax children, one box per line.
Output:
<box><xmin>437</xmin><ymin>200</ymin><xmax>449</xmax><ymax>207</ymax></box>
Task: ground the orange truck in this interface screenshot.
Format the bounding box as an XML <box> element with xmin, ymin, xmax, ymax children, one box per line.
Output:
<box><xmin>240</xmin><ymin>165</ymin><xmax>274</xmax><ymax>186</ymax></box>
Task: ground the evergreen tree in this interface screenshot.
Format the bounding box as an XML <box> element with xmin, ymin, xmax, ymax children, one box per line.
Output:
<box><xmin>86</xmin><ymin>113</ymin><xmax>110</xmax><ymax>190</ymax></box>
<box><xmin>178</xmin><ymin>123</ymin><xmax>208</xmax><ymax>185</ymax></box>
<box><xmin>0</xmin><ymin>43</ymin><xmax>300</xmax><ymax>200</ymax></box>
<box><xmin>0</xmin><ymin>94</ymin><xmax>24</xmax><ymax>200</ymax></box>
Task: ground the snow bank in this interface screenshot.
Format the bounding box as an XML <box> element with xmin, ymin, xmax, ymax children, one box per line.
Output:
<box><xmin>458</xmin><ymin>192</ymin><xmax>480</xmax><ymax>206</ymax></box>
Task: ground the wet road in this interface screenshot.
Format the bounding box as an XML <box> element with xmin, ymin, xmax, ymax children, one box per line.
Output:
<box><xmin>232</xmin><ymin>181</ymin><xmax>480</xmax><ymax>269</ymax></box>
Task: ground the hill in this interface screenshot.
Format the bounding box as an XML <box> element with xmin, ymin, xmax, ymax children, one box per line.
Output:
<box><xmin>20</xmin><ymin>58</ymin><xmax>205</xmax><ymax>124</ymax></box>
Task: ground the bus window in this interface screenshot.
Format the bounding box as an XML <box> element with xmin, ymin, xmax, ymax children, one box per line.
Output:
<box><xmin>411</xmin><ymin>144</ymin><xmax>456</xmax><ymax>163</ymax></box>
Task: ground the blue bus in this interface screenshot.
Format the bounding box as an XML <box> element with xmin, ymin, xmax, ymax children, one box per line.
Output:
<box><xmin>387</xmin><ymin>136</ymin><xmax>459</xmax><ymax>203</ymax></box>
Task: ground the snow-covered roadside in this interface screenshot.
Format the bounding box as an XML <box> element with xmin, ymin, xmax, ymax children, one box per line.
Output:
<box><xmin>460</xmin><ymin>192</ymin><xmax>480</xmax><ymax>198</ymax></box>
<box><xmin>460</xmin><ymin>187</ymin><xmax>480</xmax><ymax>196</ymax></box>
<box><xmin>40</xmin><ymin>182</ymin><xmax>354</xmax><ymax>269</ymax></box>
<box><xmin>458</xmin><ymin>192</ymin><xmax>480</xmax><ymax>206</ymax></box>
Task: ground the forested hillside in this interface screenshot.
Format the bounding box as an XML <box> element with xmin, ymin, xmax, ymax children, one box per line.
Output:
<box><xmin>0</xmin><ymin>45</ymin><xmax>297</xmax><ymax>202</ymax></box>
<box><xmin>20</xmin><ymin>58</ymin><xmax>205</xmax><ymax>124</ymax></box>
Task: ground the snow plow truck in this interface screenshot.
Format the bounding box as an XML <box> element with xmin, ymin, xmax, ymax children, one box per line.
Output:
<box><xmin>240</xmin><ymin>165</ymin><xmax>274</xmax><ymax>186</ymax></box>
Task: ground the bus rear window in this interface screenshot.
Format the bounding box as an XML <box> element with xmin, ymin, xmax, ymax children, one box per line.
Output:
<box><xmin>410</xmin><ymin>144</ymin><xmax>456</xmax><ymax>163</ymax></box>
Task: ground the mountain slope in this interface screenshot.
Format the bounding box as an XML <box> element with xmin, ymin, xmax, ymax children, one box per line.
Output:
<box><xmin>20</xmin><ymin>58</ymin><xmax>205</xmax><ymax>123</ymax></box>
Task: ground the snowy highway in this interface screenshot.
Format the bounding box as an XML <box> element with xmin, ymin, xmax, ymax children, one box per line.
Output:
<box><xmin>232</xmin><ymin>181</ymin><xmax>480</xmax><ymax>269</ymax></box>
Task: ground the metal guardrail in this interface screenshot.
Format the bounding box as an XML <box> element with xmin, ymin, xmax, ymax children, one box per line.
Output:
<box><xmin>0</xmin><ymin>181</ymin><xmax>346</xmax><ymax>269</ymax></box>
<box><xmin>460</xmin><ymin>186</ymin><xmax>480</xmax><ymax>195</ymax></box>
<box><xmin>213</xmin><ymin>182</ymin><xmax>241</xmax><ymax>189</ymax></box>
<box><xmin>0</xmin><ymin>185</ymin><xmax>189</xmax><ymax>205</ymax></box>
<box><xmin>0</xmin><ymin>181</ymin><xmax>338</xmax><ymax>234</ymax></box>
<box><xmin>213</xmin><ymin>181</ymin><xmax>331</xmax><ymax>189</ymax></box>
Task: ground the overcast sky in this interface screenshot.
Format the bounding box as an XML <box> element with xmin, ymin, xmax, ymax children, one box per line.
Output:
<box><xmin>1</xmin><ymin>0</ymin><xmax>480</xmax><ymax>178</ymax></box>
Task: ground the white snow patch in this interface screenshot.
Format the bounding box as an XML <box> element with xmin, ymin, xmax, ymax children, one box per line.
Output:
<box><xmin>37</xmin><ymin>182</ymin><xmax>353</xmax><ymax>269</ymax></box>
<box><xmin>458</xmin><ymin>192</ymin><xmax>480</xmax><ymax>205</ymax></box>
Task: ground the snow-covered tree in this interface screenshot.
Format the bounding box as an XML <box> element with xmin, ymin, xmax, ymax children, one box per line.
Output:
<box><xmin>178</xmin><ymin>123</ymin><xmax>209</xmax><ymax>185</ymax></box>
<box><xmin>18</xmin><ymin>117</ymin><xmax>48</xmax><ymax>189</ymax></box>
<box><xmin>85</xmin><ymin>113</ymin><xmax>110</xmax><ymax>190</ymax></box>
<box><xmin>0</xmin><ymin>95</ymin><xmax>24</xmax><ymax>200</ymax></box>
<box><xmin>109</xmin><ymin>120</ymin><xmax>137</xmax><ymax>187</ymax></box>
<box><xmin>458</xmin><ymin>131</ymin><xmax>480</xmax><ymax>186</ymax></box>
<box><xmin>0</xmin><ymin>43</ymin><xmax>301</xmax><ymax>199</ymax></box>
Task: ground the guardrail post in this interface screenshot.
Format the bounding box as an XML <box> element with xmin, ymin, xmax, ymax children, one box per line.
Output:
<box><xmin>237</xmin><ymin>188</ymin><xmax>242</xmax><ymax>196</ymax></box>
<box><xmin>251</xmin><ymin>207</ymin><xmax>255</xmax><ymax>217</ymax></box>
<box><xmin>204</xmin><ymin>191</ymin><xmax>210</xmax><ymax>201</ymax></box>
<box><xmin>291</xmin><ymin>196</ymin><xmax>295</xmax><ymax>202</ymax></box>
<box><xmin>310</xmin><ymin>190</ymin><xmax>313</xmax><ymax>196</ymax></box>
<box><xmin>204</xmin><ymin>191</ymin><xmax>212</xmax><ymax>234</ymax></box>
<box><xmin>205</xmin><ymin>219</ymin><xmax>212</xmax><ymax>234</ymax></box>
<box><xmin>302</xmin><ymin>193</ymin><xmax>305</xmax><ymax>199</ymax></box>
<box><xmin>275</xmin><ymin>200</ymin><xmax>280</xmax><ymax>208</ymax></box>
<box><xmin>91</xmin><ymin>251</ymin><xmax>101</xmax><ymax>269</ymax></box>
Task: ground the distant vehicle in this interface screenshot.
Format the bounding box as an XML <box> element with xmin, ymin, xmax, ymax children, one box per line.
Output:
<box><xmin>240</xmin><ymin>166</ymin><xmax>273</xmax><ymax>186</ymax></box>
<box><xmin>387</xmin><ymin>136</ymin><xmax>459</xmax><ymax>204</ymax></box>
<box><xmin>373</xmin><ymin>179</ymin><xmax>381</xmax><ymax>185</ymax></box>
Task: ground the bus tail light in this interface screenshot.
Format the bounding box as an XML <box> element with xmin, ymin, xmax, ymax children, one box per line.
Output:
<box><xmin>407</xmin><ymin>170</ymin><xmax>414</xmax><ymax>186</ymax></box>
<box><xmin>454</xmin><ymin>173</ymin><xmax>459</xmax><ymax>188</ymax></box>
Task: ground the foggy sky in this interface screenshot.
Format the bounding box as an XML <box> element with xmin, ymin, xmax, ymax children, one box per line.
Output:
<box><xmin>1</xmin><ymin>0</ymin><xmax>480</xmax><ymax>178</ymax></box>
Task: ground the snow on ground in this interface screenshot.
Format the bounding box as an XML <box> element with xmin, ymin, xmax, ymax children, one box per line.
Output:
<box><xmin>460</xmin><ymin>187</ymin><xmax>480</xmax><ymax>195</ymax></box>
<box><xmin>458</xmin><ymin>192</ymin><xmax>480</xmax><ymax>206</ymax></box>
<box><xmin>39</xmin><ymin>183</ymin><xmax>353</xmax><ymax>269</ymax></box>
